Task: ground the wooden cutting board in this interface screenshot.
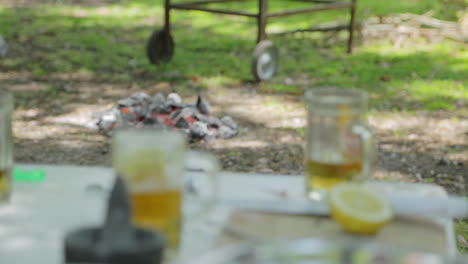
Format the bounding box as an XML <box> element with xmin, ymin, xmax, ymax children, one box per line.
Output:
<box><xmin>217</xmin><ymin>210</ymin><xmax>451</xmax><ymax>255</ymax></box>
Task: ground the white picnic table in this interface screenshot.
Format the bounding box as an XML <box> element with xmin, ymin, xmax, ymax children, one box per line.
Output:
<box><xmin>0</xmin><ymin>164</ymin><xmax>458</xmax><ymax>263</ymax></box>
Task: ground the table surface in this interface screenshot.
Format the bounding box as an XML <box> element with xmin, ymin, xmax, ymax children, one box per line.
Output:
<box><xmin>0</xmin><ymin>164</ymin><xmax>457</xmax><ymax>263</ymax></box>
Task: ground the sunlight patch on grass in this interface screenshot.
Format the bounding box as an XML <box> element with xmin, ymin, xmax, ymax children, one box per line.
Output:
<box><xmin>361</xmin><ymin>41</ymin><xmax>458</xmax><ymax>56</ymax></box>
<box><xmin>44</xmin><ymin>4</ymin><xmax>161</xmax><ymax>18</ymax></box>
<box><xmin>201</xmin><ymin>76</ymin><xmax>238</xmax><ymax>88</ymax></box>
<box><xmin>260</xmin><ymin>83</ymin><xmax>302</xmax><ymax>95</ymax></box>
<box><xmin>376</xmin><ymin>80</ymin><xmax>466</xmax><ymax>111</ymax></box>
<box><xmin>410</xmin><ymin>80</ymin><xmax>467</xmax><ymax>97</ymax></box>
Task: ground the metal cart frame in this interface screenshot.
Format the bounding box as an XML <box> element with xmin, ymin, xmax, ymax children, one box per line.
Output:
<box><xmin>147</xmin><ymin>0</ymin><xmax>357</xmax><ymax>81</ymax></box>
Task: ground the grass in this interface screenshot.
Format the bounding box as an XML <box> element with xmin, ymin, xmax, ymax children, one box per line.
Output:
<box><xmin>0</xmin><ymin>0</ymin><xmax>467</xmax><ymax>111</ymax></box>
<box><xmin>0</xmin><ymin>0</ymin><xmax>467</xmax><ymax>254</ymax></box>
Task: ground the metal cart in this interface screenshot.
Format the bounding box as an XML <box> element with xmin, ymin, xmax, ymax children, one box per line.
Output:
<box><xmin>146</xmin><ymin>0</ymin><xmax>357</xmax><ymax>81</ymax></box>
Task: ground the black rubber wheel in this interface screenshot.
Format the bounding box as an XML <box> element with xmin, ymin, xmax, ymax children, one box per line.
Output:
<box><xmin>146</xmin><ymin>29</ymin><xmax>174</xmax><ymax>64</ymax></box>
<box><xmin>251</xmin><ymin>40</ymin><xmax>279</xmax><ymax>81</ymax></box>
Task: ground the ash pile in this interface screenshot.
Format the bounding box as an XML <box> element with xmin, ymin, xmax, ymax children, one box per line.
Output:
<box><xmin>97</xmin><ymin>92</ymin><xmax>238</xmax><ymax>142</ymax></box>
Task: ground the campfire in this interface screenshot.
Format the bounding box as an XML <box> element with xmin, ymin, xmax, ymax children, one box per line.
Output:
<box><xmin>97</xmin><ymin>92</ymin><xmax>238</xmax><ymax>142</ymax></box>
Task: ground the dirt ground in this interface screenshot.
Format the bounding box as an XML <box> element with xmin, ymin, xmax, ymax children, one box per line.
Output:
<box><xmin>2</xmin><ymin>0</ymin><xmax>466</xmax><ymax>196</ymax></box>
<box><xmin>9</xmin><ymin>81</ymin><xmax>467</xmax><ymax>196</ymax></box>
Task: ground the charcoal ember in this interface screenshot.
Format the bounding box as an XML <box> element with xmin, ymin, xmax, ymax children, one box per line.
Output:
<box><xmin>175</xmin><ymin>117</ymin><xmax>190</xmax><ymax>129</ymax></box>
<box><xmin>166</xmin><ymin>93</ymin><xmax>183</xmax><ymax>107</ymax></box>
<box><xmin>148</xmin><ymin>93</ymin><xmax>167</xmax><ymax>114</ymax></box>
<box><xmin>194</xmin><ymin>113</ymin><xmax>222</xmax><ymax>128</ymax></box>
<box><xmin>194</xmin><ymin>113</ymin><xmax>207</xmax><ymax>122</ymax></box>
<box><xmin>208</xmin><ymin>117</ymin><xmax>223</xmax><ymax>128</ymax></box>
<box><xmin>154</xmin><ymin>114</ymin><xmax>174</xmax><ymax>127</ymax></box>
<box><xmin>133</xmin><ymin>92</ymin><xmax>152</xmax><ymax>103</ymax></box>
<box><xmin>117</xmin><ymin>96</ymin><xmax>133</xmax><ymax>107</ymax></box>
<box><xmin>119</xmin><ymin>108</ymin><xmax>137</xmax><ymax>123</ymax></box>
<box><xmin>168</xmin><ymin>109</ymin><xmax>182</xmax><ymax>121</ymax></box>
<box><xmin>118</xmin><ymin>92</ymin><xmax>152</xmax><ymax>120</ymax></box>
<box><xmin>118</xmin><ymin>92</ymin><xmax>151</xmax><ymax>107</ymax></box>
<box><xmin>151</xmin><ymin>117</ymin><xmax>170</xmax><ymax>129</ymax></box>
<box><xmin>96</xmin><ymin>109</ymin><xmax>119</xmax><ymax>135</ymax></box>
<box><xmin>204</xmin><ymin>130</ymin><xmax>217</xmax><ymax>142</ymax></box>
<box><xmin>190</xmin><ymin>121</ymin><xmax>208</xmax><ymax>140</ymax></box>
<box><xmin>218</xmin><ymin>125</ymin><xmax>237</xmax><ymax>139</ymax></box>
<box><xmin>132</xmin><ymin>106</ymin><xmax>149</xmax><ymax>120</ymax></box>
<box><xmin>196</xmin><ymin>95</ymin><xmax>211</xmax><ymax>114</ymax></box>
<box><xmin>170</xmin><ymin>107</ymin><xmax>199</xmax><ymax>122</ymax></box>
<box><xmin>96</xmin><ymin>91</ymin><xmax>238</xmax><ymax>142</ymax></box>
<box><xmin>143</xmin><ymin>118</ymin><xmax>156</xmax><ymax>125</ymax></box>
<box><xmin>221</xmin><ymin>116</ymin><xmax>238</xmax><ymax>130</ymax></box>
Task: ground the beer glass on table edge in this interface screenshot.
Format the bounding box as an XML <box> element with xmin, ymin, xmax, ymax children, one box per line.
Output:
<box><xmin>305</xmin><ymin>87</ymin><xmax>375</xmax><ymax>200</ymax></box>
<box><xmin>111</xmin><ymin>129</ymin><xmax>218</xmax><ymax>253</ymax></box>
<box><xmin>0</xmin><ymin>91</ymin><xmax>13</xmax><ymax>202</ymax></box>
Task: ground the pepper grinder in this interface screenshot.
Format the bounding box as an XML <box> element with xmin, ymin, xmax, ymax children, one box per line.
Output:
<box><xmin>64</xmin><ymin>175</ymin><xmax>165</xmax><ymax>264</ymax></box>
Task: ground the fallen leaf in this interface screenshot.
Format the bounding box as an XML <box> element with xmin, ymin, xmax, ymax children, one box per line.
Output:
<box><xmin>380</xmin><ymin>74</ymin><xmax>392</xmax><ymax>81</ymax></box>
<box><xmin>120</xmin><ymin>107</ymin><xmax>131</xmax><ymax>114</ymax></box>
<box><xmin>190</xmin><ymin>76</ymin><xmax>201</xmax><ymax>82</ymax></box>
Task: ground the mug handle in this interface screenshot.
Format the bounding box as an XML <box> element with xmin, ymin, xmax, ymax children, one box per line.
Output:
<box><xmin>183</xmin><ymin>151</ymin><xmax>220</xmax><ymax>217</ymax></box>
<box><xmin>351</xmin><ymin>122</ymin><xmax>376</xmax><ymax>181</ymax></box>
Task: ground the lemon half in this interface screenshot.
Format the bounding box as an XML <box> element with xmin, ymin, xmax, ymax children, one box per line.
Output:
<box><xmin>329</xmin><ymin>183</ymin><xmax>393</xmax><ymax>235</ymax></box>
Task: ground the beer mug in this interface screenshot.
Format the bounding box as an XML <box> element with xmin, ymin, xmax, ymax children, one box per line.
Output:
<box><xmin>111</xmin><ymin>129</ymin><xmax>219</xmax><ymax>250</ymax></box>
<box><xmin>305</xmin><ymin>87</ymin><xmax>375</xmax><ymax>200</ymax></box>
<box><xmin>0</xmin><ymin>91</ymin><xmax>13</xmax><ymax>202</ymax></box>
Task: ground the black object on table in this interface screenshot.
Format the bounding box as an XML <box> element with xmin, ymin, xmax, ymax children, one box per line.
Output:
<box><xmin>64</xmin><ymin>176</ymin><xmax>165</xmax><ymax>264</ymax></box>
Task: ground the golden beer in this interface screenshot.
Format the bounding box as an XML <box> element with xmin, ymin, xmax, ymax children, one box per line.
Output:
<box><xmin>305</xmin><ymin>159</ymin><xmax>362</xmax><ymax>193</ymax></box>
<box><xmin>131</xmin><ymin>190</ymin><xmax>182</xmax><ymax>248</ymax></box>
<box><xmin>112</xmin><ymin>129</ymin><xmax>219</xmax><ymax>256</ymax></box>
<box><xmin>116</xmin><ymin>148</ymin><xmax>183</xmax><ymax>249</ymax></box>
<box><xmin>0</xmin><ymin>169</ymin><xmax>11</xmax><ymax>201</ymax></box>
<box><xmin>304</xmin><ymin>88</ymin><xmax>374</xmax><ymax>200</ymax></box>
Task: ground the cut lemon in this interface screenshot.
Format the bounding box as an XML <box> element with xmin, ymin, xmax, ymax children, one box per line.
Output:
<box><xmin>329</xmin><ymin>183</ymin><xmax>393</xmax><ymax>235</ymax></box>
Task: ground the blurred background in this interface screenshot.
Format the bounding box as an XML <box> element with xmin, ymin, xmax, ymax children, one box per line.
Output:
<box><xmin>0</xmin><ymin>0</ymin><xmax>466</xmax><ymax>253</ymax></box>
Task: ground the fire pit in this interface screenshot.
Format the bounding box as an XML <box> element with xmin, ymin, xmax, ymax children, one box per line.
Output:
<box><xmin>97</xmin><ymin>92</ymin><xmax>238</xmax><ymax>142</ymax></box>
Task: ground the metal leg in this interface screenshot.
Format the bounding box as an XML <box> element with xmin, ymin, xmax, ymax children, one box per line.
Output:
<box><xmin>164</xmin><ymin>0</ymin><xmax>171</xmax><ymax>32</ymax></box>
<box><xmin>347</xmin><ymin>0</ymin><xmax>356</xmax><ymax>53</ymax></box>
<box><xmin>257</xmin><ymin>0</ymin><xmax>268</xmax><ymax>43</ymax></box>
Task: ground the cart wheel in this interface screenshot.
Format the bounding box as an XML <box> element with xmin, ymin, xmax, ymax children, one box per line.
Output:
<box><xmin>146</xmin><ymin>29</ymin><xmax>174</xmax><ymax>64</ymax></box>
<box><xmin>252</xmin><ymin>40</ymin><xmax>279</xmax><ymax>81</ymax></box>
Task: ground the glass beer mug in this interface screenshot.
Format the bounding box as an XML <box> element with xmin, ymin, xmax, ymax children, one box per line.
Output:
<box><xmin>111</xmin><ymin>129</ymin><xmax>219</xmax><ymax>251</ymax></box>
<box><xmin>305</xmin><ymin>87</ymin><xmax>375</xmax><ymax>200</ymax></box>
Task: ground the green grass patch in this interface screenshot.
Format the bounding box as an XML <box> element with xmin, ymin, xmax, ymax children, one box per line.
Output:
<box><xmin>0</xmin><ymin>0</ymin><xmax>466</xmax><ymax>111</ymax></box>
